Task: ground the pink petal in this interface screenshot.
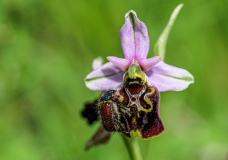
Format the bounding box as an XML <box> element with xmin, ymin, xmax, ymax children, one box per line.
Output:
<box><xmin>92</xmin><ymin>57</ymin><xmax>104</xmax><ymax>70</ymax></box>
<box><xmin>85</xmin><ymin>62</ymin><xmax>121</xmax><ymax>80</ymax></box>
<box><xmin>85</xmin><ymin>72</ymin><xmax>124</xmax><ymax>91</ymax></box>
<box><xmin>138</xmin><ymin>56</ymin><xmax>161</xmax><ymax>71</ymax></box>
<box><xmin>120</xmin><ymin>10</ymin><xmax>150</xmax><ymax>60</ymax></box>
<box><xmin>146</xmin><ymin>61</ymin><xmax>194</xmax><ymax>92</ymax></box>
<box><xmin>107</xmin><ymin>56</ymin><xmax>132</xmax><ymax>71</ymax></box>
<box><xmin>85</xmin><ymin>62</ymin><xmax>124</xmax><ymax>90</ymax></box>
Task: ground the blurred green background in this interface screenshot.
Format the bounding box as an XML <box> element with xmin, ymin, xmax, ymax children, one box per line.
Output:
<box><xmin>0</xmin><ymin>0</ymin><xmax>228</xmax><ymax>159</ymax></box>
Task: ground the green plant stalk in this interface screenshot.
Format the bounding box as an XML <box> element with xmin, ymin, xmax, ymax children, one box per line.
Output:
<box><xmin>121</xmin><ymin>135</ymin><xmax>142</xmax><ymax>160</ymax></box>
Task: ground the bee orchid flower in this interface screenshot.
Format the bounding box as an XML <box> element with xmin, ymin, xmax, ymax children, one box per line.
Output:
<box><xmin>85</xmin><ymin>10</ymin><xmax>194</xmax><ymax>92</ymax></box>
<box><xmin>83</xmin><ymin>5</ymin><xmax>194</xmax><ymax>149</ymax></box>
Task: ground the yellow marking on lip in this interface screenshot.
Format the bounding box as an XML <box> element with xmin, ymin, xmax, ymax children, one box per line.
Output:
<box><xmin>116</xmin><ymin>90</ymin><xmax>132</xmax><ymax>115</ymax></box>
<box><xmin>130</xmin><ymin>130</ymin><xmax>142</xmax><ymax>138</ymax></box>
<box><xmin>138</xmin><ymin>88</ymin><xmax>155</xmax><ymax>113</ymax></box>
<box><xmin>132</xmin><ymin>117</ymin><xmax>137</xmax><ymax>124</ymax></box>
<box><xmin>118</xmin><ymin>95</ymin><xmax>124</xmax><ymax>103</ymax></box>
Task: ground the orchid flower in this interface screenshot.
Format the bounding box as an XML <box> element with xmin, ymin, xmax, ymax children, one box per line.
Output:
<box><xmin>85</xmin><ymin>7</ymin><xmax>194</xmax><ymax>92</ymax></box>
<box><xmin>83</xmin><ymin>4</ymin><xmax>194</xmax><ymax>154</ymax></box>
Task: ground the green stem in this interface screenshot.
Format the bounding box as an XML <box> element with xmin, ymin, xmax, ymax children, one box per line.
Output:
<box><xmin>121</xmin><ymin>135</ymin><xmax>143</xmax><ymax>160</ymax></box>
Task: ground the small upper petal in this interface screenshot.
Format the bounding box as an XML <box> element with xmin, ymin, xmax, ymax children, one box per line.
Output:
<box><xmin>138</xmin><ymin>56</ymin><xmax>161</xmax><ymax>72</ymax></box>
<box><xmin>120</xmin><ymin>10</ymin><xmax>150</xmax><ymax>60</ymax></box>
<box><xmin>92</xmin><ymin>57</ymin><xmax>104</xmax><ymax>70</ymax></box>
<box><xmin>146</xmin><ymin>61</ymin><xmax>194</xmax><ymax>92</ymax></box>
<box><xmin>107</xmin><ymin>56</ymin><xmax>132</xmax><ymax>71</ymax></box>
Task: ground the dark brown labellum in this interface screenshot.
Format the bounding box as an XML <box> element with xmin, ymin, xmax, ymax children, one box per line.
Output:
<box><xmin>114</xmin><ymin>82</ymin><xmax>164</xmax><ymax>139</ymax></box>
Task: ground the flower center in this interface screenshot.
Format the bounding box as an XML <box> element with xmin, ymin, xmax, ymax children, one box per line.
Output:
<box><xmin>126</xmin><ymin>83</ymin><xmax>144</xmax><ymax>95</ymax></box>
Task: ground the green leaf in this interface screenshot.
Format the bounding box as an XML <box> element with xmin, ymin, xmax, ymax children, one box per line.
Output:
<box><xmin>154</xmin><ymin>4</ymin><xmax>183</xmax><ymax>60</ymax></box>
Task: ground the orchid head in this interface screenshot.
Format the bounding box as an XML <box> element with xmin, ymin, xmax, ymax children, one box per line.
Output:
<box><xmin>85</xmin><ymin>5</ymin><xmax>194</xmax><ymax>92</ymax></box>
<box><xmin>124</xmin><ymin>63</ymin><xmax>147</xmax><ymax>95</ymax></box>
<box><xmin>124</xmin><ymin>64</ymin><xmax>147</xmax><ymax>85</ymax></box>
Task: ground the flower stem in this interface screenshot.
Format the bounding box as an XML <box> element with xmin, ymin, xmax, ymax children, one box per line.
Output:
<box><xmin>121</xmin><ymin>135</ymin><xmax>142</xmax><ymax>160</ymax></box>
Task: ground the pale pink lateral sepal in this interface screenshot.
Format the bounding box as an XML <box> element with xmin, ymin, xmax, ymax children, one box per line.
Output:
<box><xmin>146</xmin><ymin>61</ymin><xmax>194</xmax><ymax>92</ymax></box>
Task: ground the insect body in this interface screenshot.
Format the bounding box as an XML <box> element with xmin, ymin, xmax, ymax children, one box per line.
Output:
<box><xmin>98</xmin><ymin>90</ymin><xmax>133</xmax><ymax>134</ymax></box>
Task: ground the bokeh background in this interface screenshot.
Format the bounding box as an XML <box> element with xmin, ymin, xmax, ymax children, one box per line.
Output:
<box><xmin>0</xmin><ymin>0</ymin><xmax>228</xmax><ymax>159</ymax></box>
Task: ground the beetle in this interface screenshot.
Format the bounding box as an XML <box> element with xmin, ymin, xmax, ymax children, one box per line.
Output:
<box><xmin>98</xmin><ymin>90</ymin><xmax>136</xmax><ymax>134</ymax></box>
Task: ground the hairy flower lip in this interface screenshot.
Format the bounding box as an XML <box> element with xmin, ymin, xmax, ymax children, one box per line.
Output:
<box><xmin>85</xmin><ymin>9</ymin><xmax>194</xmax><ymax>92</ymax></box>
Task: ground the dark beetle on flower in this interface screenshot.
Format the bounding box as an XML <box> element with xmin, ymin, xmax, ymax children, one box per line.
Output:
<box><xmin>98</xmin><ymin>90</ymin><xmax>135</xmax><ymax>134</ymax></box>
<box><xmin>97</xmin><ymin>63</ymin><xmax>164</xmax><ymax>139</ymax></box>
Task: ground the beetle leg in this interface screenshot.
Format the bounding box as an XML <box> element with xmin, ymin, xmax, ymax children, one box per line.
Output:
<box><xmin>112</xmin><ymin>113</ymin><xmax>129</xmax><ymax>134</ymax></box>
<box><xmin>115</xmin><ymin>101</ymin><xmax>137</xmax><ymax>108</ymax></box>
<box><xmin>115</xmin><ymin>101</ymin><xmax>132</xmax><ymax>109</ymax></box>
<box><xmin>115</xmin><ymin>101</ymin><xmax>131</xmax><ymax>110</ymax></box>
<box><xmin>115</xmin><ymin>101</ymin><xmax>139</xmax><ymax>115</ymax></box>
<box><xmin>115</xmin><ymin>119</ymin><xmax>130</xmax><ymax>134</ymax></box>
<box><xmin>119</xmin><ymin>106</ymin><xmax>140</xmax><ymax>115</ymax></box>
